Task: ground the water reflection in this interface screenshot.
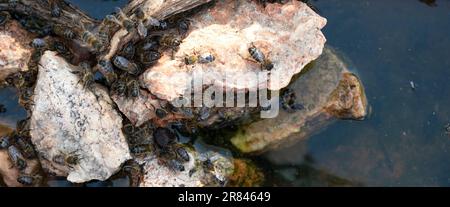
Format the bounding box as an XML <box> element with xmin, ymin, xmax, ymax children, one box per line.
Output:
<box><xmin>0</xmin><ymin>87</ymin><xmax>27</xmax><ymax>129</ymax></box>
<box><xmin>419</xmin><ymin>0</ymin><xmax>437</xmax><ymax>7</ymax></box>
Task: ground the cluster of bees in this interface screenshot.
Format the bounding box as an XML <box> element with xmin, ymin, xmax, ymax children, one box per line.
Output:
<box><xmin>0</xmin><ymin>119</ymin><xmax>41</xmax><ymax>186</ymax></box>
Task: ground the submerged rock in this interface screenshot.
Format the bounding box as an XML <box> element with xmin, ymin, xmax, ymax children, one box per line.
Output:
<box><xmin>139</xmin><ymin>149</ymin><xmax>234</xmax><ymax>187</ymax></box>
<box><xmin>0</xmin><ymin>20</ymin><xmax>35</xmax><ymax>83</ymax></box>
<box><xmin>30</xmin><ymin>51</ymin><xmax>131</xmax><ymax>183</ymax></box>
<box><xmin>231</xmin><ymin>47</ymin><xmax>368</xmax><ymax>153</ymax></box>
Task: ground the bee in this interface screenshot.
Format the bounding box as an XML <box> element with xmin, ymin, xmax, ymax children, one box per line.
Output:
<box><xmin>31</xmin><ymin>38</ymin><xmax>47</xmax><ymax>50</ymax></box>
<box><xmin>130</xmin><ymin>144</ymin><xmax>152</xmax><ymax>155</ymax></box>
<box><xmin>97</xmin><ymin>59</ymin><xmax>117</xmax><ymax>84</ymax></box>
<box><xmin>53</xmin><ymin>25</ymin><xmax>76</xmax><ymax>40</ymax></box>
<box><xmin>81</xmin><ymin>23</ymin><xmax>103</xmax><ymax>52</ymax></box>
<box><xmin>0</xmin><ymin>11</ymin><xmax>10</xmax><ymax>27</ymax></box>
<box><xmin>121</xmin><ymin>42</ymin><xmax>136</xmax><ymax>59</ymax></box>
<box><xmin>114</xmin><ymin>7</ymin><xmax>135</xmax><ymax>31</ymax></box>
<box><xmin>0</xmin><ymin>136</ymin><xmax>10</xmax><ymax>149</ymax></box>
<box><xmin>155</xmin><ymin>108</ymin><xmax>167</xmax><ymax>119</ymax></box>
<box><xmin>135</xmin><ymin>7</ymin><xmax>160</xmax><ymax>27</ymax></box>
<box><xmin>248</xmin><ymin>43</ymin><xmax>274</xmax><ymax>71</ymax></box>
<box><xmin>177</xmin><ymin>19</ymin><xmax>190</xmax><ymax>35</ymax></box>
<box><xmin>198</xmin><ymin>52</ymin><xmax>215</xmax><ymax>64</ymax></box>
<box><xmin>139</xmin><ymin>38</ymin><xmax>160</xmax><ymax>52</ymax></box>
<box><xmin>50</xmin><ymin>0</ymin><xmax>62</xmax><ymax>18</ymax></box>
<box><xmin>159</xmin><ymin>34</ymin><xmax>181</xmax><ymax>48</ymax></box>
<box><xmin>113</xmin><ymin>56</ymin><xmax>140</xmax><ymax>75</ymax></box>
<box><xmin>75</xmin><ymin>62</ymin><xmax>95</xmax><ymax>90</ymax></box>
<box><xmin>175</xmin><ymin>147</ymin><xmax>190</xmax><ymax>162</ymax></box>
<box><xmin>17</xmin><ymin>174</ymin><xmax>43</xmax><ymax>186</ymax></box>
<box><xmin>52</xmin><ymin>151</ymin><xmax>82</xmax><ymax>168</ymax></box>
<box><xmin>184</xmin><ymin>55</ymin><xmax>198</xmax><ymax>65</ymax></box>
<box><xmin>153</xmin><ymin>128</ymin><xmax>176</xmax><ymax>150</ymax></box>
<box><xmin>16</xmin><ymin>119</ymin><xmax>30</xmax><ymax>136</ymax></box>
<box><xmin>8</xmin><ymin>145</ymin><xmax>27</xmax><ymax>171</ymax></box>
<box><xmin>159</xmin><ymin>35</ymin><xmax>182</xmax><ymax>59</ymax></box>
<box><xmin>15</xmin><ymin>135</ymin><xmax>36</xmax><ymax>159</ymax></box>
<box><xmin>168</xmin><ymin>159</ymin><xmax>185</xmax><ymax>172</ymax></box>
<box><xmin>122</xmin><ymin>160</ymin><xmax>143</xmax><ymax>187</ymax></box>
<box><xmin>126</xmin><ymin>78</ymin><xmax>140</xmax><ymax>98</ymax></box>
<box><xmin>9</xmin><ymin>0</ymin><xmax>18</xmax><ymax>8</ymax></box>
<box><xmin>19</xmin><ymin>87</ymin><xmax>34</xmax><ymax>109</ymax></box>
<box><xmin>111</xmin><ymin>77</ymin><xmax>127</xmax><ymax>97</ymax></box>
<box><xmin>52</xmin><ymin>41</ymin><xmax>73</xmax><ymax>60</ymax></box>
<box><xmin>139</xmin><ymin>50</ymin><xmax>161</xmax><ymax>66</ymax></box>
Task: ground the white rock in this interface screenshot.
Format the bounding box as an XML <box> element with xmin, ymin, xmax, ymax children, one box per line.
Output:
<box><xmin>30</xmin><ymin>51</ymin><xmax>131</xmax><ymax>183</ymax></box>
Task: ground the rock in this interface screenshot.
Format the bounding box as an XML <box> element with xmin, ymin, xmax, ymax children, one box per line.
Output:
<box><xmin>230</xmin><ymin>47</ymin><xmax>368</xmax><ymax>153</ymax></box>
<box><xmin>113</xmin><ymin>0</ymin><xmax>327</xmax><ymax>127</ymax></box>
<box><xmin>112</xmin><ymin>90</ymin><xmax>164</xmax><ymax>127</ymax></box>
<box><xmin>227</xmin><ymin>159</ymin><xmax>265</xmax><ymax>187</ymax></box>
<box><xmin>138</xmin><ymin>140</ymin><xmax>235</xmax><ymax>187</ymax></box>
<box><xmin>30</xmin><ymin>51</ymin><xmax>131</xmax><ymax>183</ymax></box>
<box><xmin>141</xmin><ymin>0</ymin><xmax>327</xmax><ymax>101</ymax></box>
<box><xmin>0</xmin><ymin>20</ymin><xmax>35</xmax><ymax>83</ymax></box>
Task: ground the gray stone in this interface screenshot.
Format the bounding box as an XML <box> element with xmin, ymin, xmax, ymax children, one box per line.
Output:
<box><xmin>30</xmin><ymin>51</ymin><xmax>131</xmax><ymax>183</ymax></box>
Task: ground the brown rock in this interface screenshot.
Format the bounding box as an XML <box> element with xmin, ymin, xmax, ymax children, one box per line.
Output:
<box><xmin>0</xmin><ymin>20</ymin><xmax>35</xmax><ymax>82</ymax></box>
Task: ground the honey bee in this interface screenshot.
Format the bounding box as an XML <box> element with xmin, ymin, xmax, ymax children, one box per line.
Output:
<box><xmin>53</xmin><ymin>24</ymin><xmax>76</xmax><ymax>39</ymax></box>
<box><xmin>74</xmin><ymin>62</ymin><xmax>95</xmax><ymax>90</ymax></box>
<box><xmin>114</xmin><ymin>7</ymin><xmax>135</xmax><ymax>31</ymax></box>
<box><xmin>113</xmin><ymin>56</ymin><xmax>140</xmax><ymax>75</ymax></box>
<box><xmin>8</xmin><ymin>145</ymin><xmax>27</xmax><ymax>171</ymax></box>
<box><xmin>97</xmin><ymin>59</ymin><xmax>117</xmax><ymax>84</ymax></box>
<box><xmin>17</xmin><ymin>174</ymin><xmax>43</xmax><ymax>186</ymax></box>
<box><xmin>15</xmin><ymin>135</ymin><xmax>36</xmax><ymax>159</ymax></box>
<box><xmin>0</xmin><ymin>135</ymin><xmax>10</xmax><ymax>149</ymax></box>
<box><xmin>19</xmin><ymin>87</ymin><xmax>34</xmax><ymax>109</ymax></box>
<box><xmin>159</xmin><ymin>34</ymin><xmax>181</xmax><ymax>48</ymax></box>
<box><xmin>50</xmin><ymin>0</ymin><xmax>62</xmax><ymax>18</ymax></box>
<box><xmin>81</xmin><ymin>23</ymin><xmax>103</xmax><ymax>52</ymax></box>
<box><xmin>159</xmin><ymin>34</ymin><xmax>182</xmax><ymax>59</ymax></box>
<box><xmin>31</xmin><ymin>38</ymin><xmax>47</xmax><ymax>50</ymax></box>
<box><xmin>52</xmin><ymin>151</ymin><xmax>82</xmax><ymax>168</ymax></box>
<box><xmin>0</xmin><ymin>11</ymin><xmax>10</xmax><ymax>27</ymax></box>
<box><xmin>122</xmin><ymin>160</ymin><xmax>143</xmax><ymax>187</ymax></box>
<box><xmin>111</xmin><ymin>76</ymin><xmax>127</xmax><ymax>97</ymax></box>
<box><xmin>184</xmin><ymin>55</ymin><xmax>198</xmax><ymax>65</ymax></box>
<box><xmin>248</xmin><ymin>43</ymin><xmax>274</xmax><ymax>71</ymax></box>
<box><xmin>126</xmin><ymin>78</ymin><xmax>140</xmax><ymax>98</ymax></box>
<box><xmin>130</xmin><ymin>144</ymin><xmax>152</xmax><ymax>155</ymax></box>
<box><xmin>9</xmin><ymin>0</ymin><xmax>18</xmax><ymax>8</ymax></box>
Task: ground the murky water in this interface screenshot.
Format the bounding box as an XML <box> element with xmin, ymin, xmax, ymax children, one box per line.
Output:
<box><xmin>1</xmin><ymin>0</ymin><xmax>450</xmax><ymax>187</ymax></box>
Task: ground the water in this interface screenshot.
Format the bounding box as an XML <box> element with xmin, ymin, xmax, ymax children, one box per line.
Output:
<box><xmin>264</xmin><ymin>0</ymin><xmax>450</xmax><ymax>186</ymax></box>
<box><xmin>1</xmin><ymin>0</ymin><xmax>450</xmax><ymax>187</ymax></box>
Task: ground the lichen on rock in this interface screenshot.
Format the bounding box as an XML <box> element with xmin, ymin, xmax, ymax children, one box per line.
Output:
<box><xmin>30</xmin><ymin>51</ymin><xmax>131</xmax><ymax>183</ymax></box>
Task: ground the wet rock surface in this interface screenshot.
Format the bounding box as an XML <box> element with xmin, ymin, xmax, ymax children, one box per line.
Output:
<box><xmin>0</xmin><ymin>20</ymin><xmax>35</xmax><ymax>83</ymax></box>
<box><xmin>231</xmin><ymin>47</ymin><xmax>368</xmax><ymax>153</ymax></box>
<box><xmin>30</xmin><ymin>51</ymin><xmax>131</xmax><ymax>183</ymax></box>
<box><xmin>138</xmin><ymin>146</ymin><xmax>235</xmax><ymax>187</ymax></box>
<box><xmin>141</xmin><ymin>0</ymin><xmax>327</xmax><ymax>101</ymax></box>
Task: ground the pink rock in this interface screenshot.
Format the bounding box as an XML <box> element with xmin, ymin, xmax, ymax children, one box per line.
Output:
<box><xmin>141</xmin><ymin>0</ymin><xmax>327</xmax><ymax>101</ymax></box>
<box><xmin>0</xmin><ymin>21</ymin><xmax>35</xmax><ymax>82</ymax></box>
